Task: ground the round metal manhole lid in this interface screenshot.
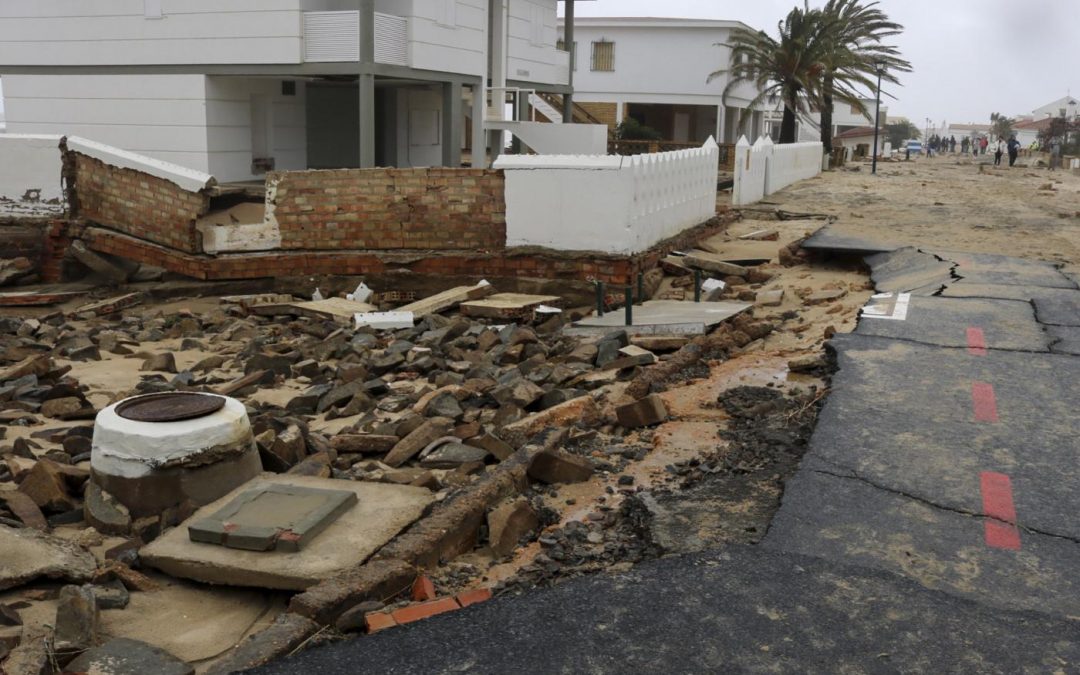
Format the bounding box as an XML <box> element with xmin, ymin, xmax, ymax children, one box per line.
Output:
<box><xmin>115</xmin><ymin>392</ymin><xmax>226</xmax><ymax>423</ymax></box>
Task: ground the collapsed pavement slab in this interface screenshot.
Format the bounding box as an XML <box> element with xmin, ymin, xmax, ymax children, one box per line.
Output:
<box><xmin>856</xmin><ymin>295</ymin><xmax>1053</xmax><ymax>351</ymax></box>
<box><xmin>567</xmin><ymin>300</ymin><xmax>753</xmax><ymax>337</ymax></box>
<box><xmin>141</xmin><ymin>475</ymin><xmax>434</xmax><ymax>590</ymax></box>
<box><xmin>0</xmin><ymin>525</ymin><xmax>97</xmax><ymax>591</ymax></box>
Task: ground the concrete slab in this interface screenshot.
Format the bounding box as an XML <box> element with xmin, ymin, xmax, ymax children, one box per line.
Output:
<box><xmin>801</xmin><ymin>225</ymin><xmax>902</xmax><ymax>255</ymax></box>
<box><xmin>567</xmin><ymin>300</ymin><xmax>752</xmax><ymax>336</ymax></box>
<box><xmin>765</xmin><ymin>466</ymin><xmax>1080</xmax><ymax>619</ymax></box>
<box><xmin>939</xmin><ymin>284</ymin><xmax>1080</xmax><ymax>326</ymax></box>
<box><xmin>932</xmin><ymin>250</ymin><xmax>1076</xmax><ymax>290</ymax></box>
<box><xmin>0</xmin><ymin>525</ymin><xmax>97</xmax><ymax>591</ymax></box>
<box><xmin>460</xmin><ymin>293</ymin><xmax>561</xmax><ymax>319</ymax></box>
<box><xmin>856</xmin><ymin>295</ymin><xmax>1053</xmax><ymax>351</ymax></box>
<box><xmin>141</xmin><ymin>475</ymin><xmax>434</xmax><ymax>590</ymax></box>
<box><xmin>806</xmin><ymin>334</ymin><xmax>1080</xmax><ymax>541</ymax></box>
<box><xmin>188</xmin><ymin>484</ymin><xmax>358</xmax><ymax>552</ymax></box>
<box><xmin>865</xmin><ymin>247</ymin><xmax>954</xmax><ymax>295</ymax></box>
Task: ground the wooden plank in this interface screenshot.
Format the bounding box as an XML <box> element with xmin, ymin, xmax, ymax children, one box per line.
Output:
<box><xmin>214</xmin><ymin>369</ymin><xmax>268</xmax><ymax>396</ymax></box>
<box><xmin>395</xmin><ymin>283</ymin><xmax>495</xmax><ymax>318</ymax></box>
<box><xmin>248</xmin><ymin>298</ymin><xmax>377</xmax><ymax>322</ymax></box>
<box><xmin>71</xmin><ymin>293</ymin><xmax>142</xmax><ymax>316</ymax></box>
<box><xmin>0</xmin><ymin>290</ymin><xmax>84</xmax><ymax>307</ymax></box>
<box><xmin>460</xmin><ymin>293</ymin><xmax>561</xmax><ymax>319</ymax></box>
<box><xmin>682</xmin><ymin>252</ymin><xmax>749</xmax><ymax>278</ymax></box>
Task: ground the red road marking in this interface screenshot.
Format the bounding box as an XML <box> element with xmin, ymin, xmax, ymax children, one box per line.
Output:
<box><xmin>967</xmin><ymin>327</ymin><xmax>987</xmax><ymax>356</ymax></box>
<box><xmin>971</xmin><ymin>382</ymin><xmax>999</xmax><ymax>422</ymax></box>
<box><xmin>980</xmin><ymin>471</ymin><xmax>1021</xmax><ymax>550</ymax></box>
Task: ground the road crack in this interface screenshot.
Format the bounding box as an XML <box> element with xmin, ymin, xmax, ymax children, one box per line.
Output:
<box><xmin>807</xmin><ymin>460</ymin><xmax>1080</xmax><ymax>546</ymax></box>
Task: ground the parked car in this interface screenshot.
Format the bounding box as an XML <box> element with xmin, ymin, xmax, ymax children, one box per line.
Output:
<box><xmin>905</xmin><ymin>140</ymin><xmax>923</xmax><ymax>156</ymax></box>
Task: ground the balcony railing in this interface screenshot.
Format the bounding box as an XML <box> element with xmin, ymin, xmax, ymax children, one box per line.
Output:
<box><xmin>303</xmin><ymin>11</ymin><xmax>408</xmax><ymax>66</ymax></box>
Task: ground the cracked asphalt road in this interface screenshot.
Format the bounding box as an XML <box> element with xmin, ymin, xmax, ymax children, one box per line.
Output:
<box><xmin>252</xmin><ymin>245</ymin><xmax>1080</xmax><ymax>673</ymax></box>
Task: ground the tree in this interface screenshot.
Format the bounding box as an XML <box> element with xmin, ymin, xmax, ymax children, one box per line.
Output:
<box><xmin>817</xmin><ymin>0</ymin><xmax>911</xmax><ymax>155</ymax></box>
<box><xmin>712</xmin><ymin>5</ymin><xmax>829</xmax><ymax>143</ymax></box>
<box><xmin>613</xmin><ymin>117</ymin><xmax>663</xmax><ymax>141</ymax></box>
<box><xmin>1038</xmin><ymin>117</ymin><xmax>1080</xmax><ymax>154</ymax></box>
<box><xmin>990</xmin><ymin>112</ymin><xmax>1015</xmax><ymax>139</ymax></box>
<box><xmin>885</xmin><ymin>120</ymin><xmax>919</xmax><ymax>147</ymax></box>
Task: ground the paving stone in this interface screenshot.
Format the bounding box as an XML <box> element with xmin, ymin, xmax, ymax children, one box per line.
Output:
<box><xmin>142</xmin><ymin>476</ymin><xmax>434</xmax><ymax>591</ymax></box>
<box><xmin>40</xmin><ymin>396</ymin><xmax>84</xmax><ymax>419</ymax></box>
<box><xmin>84</xmin><ymin>482</ymin><xmax>132</xmax><ymax>535</ymax></box>
<box><xmin>18</xmin><ymin>458</ymin><xmax>82</xmax><ymax>512</ymax></box>
<box><xmin>90</xmin><ymin>579</ymin><xmax>131</xmax><ymax>610</ymax></box>
<box><xmin>805</xmin><ymin>288</ymin><xmax>847</xmax><ymax>305</ymax></box>
<box><xmin>53</xmin><ymin>584</ymin><xmax>99</xmax><ymax>658</ymax></box>
<box><xmin>330</xmin><ymin>434</ymin><xmax>398</xmax><ymax>454</ymax></box>
<box><xmin>425</xmin><ymin>391</ymin><xmax>464</xmax><ymax>420</ymax></box>
<box><xmin>487</xmin><ymin>497</ymin><xmax>540</xmax><ymax>557</ymax></box>
<box><xmin>188</xmin><ymin>483</ymin><xmax>359</xmax><ymax>553</ymax></box>
<box><xmin>615</xmin><ymin>394</ymin><xmax>670</xmax><ymax>428</ymax></box>
<box><xmin>419</xmin><ymin>443</ymin><xmax>489</xmax><ymax>469</ymax></box>
<box><xmin>0</xmin><ymin>492</ymin><xmax>47</xmax><ymax>530</ymax></box>
<box><xmin>527</xmin><ymin>449</ymin><xmax>594</xmax><ymax>485</ymax></box>
<box><xmin>384</xmin><ymin>418</ymin><xmax>454</xmax><ymax>467</ymax></box>
<box><xmin>140</xmin><ymin>352</ymin><xmax>178</xmax><ymax>373</ymax></box>
<box><xmin>756</xmin><ymin>289</ymin><xmax>786</xmax><ymax>306</ymax></box>
<box><xmin>464</xmin><ymin>432</ymin><xmax>516</xmax><ymax>461</ymax></box>
<box><xmin>491</xmin><ymin>380</ymin><xmax>544</xmax><ymax>408</ymax></box>
<box><xmin>66</xmin><ymin>637</ymin><xmax>193</xmax><ymax>675</ymax></box>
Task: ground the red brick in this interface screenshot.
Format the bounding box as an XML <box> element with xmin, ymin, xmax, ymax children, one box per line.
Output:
<box><xmin>390</xmin><ymin>597</ymin><xmax>460</xmax><ymax>625</ymax></box>
<box><xmin>364</xmin><ymin>612</ymin><xmax>398</xmax><ymax>633</ymax></box>
<box><xmin>411</xmin><ymin>575</ymin><xmax>436</xmax><ymax>602</ymax></box>
<box><xmin>455</xmin><ymin>588</ymin><xmax>493</xmax><ymax>608</ymax></box>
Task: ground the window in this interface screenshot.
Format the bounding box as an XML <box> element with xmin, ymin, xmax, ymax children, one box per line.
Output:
<box><xmin>591</xmin><ymin>40</ymin><xmax>614</xmax><ymax>72</ymax></box>
<box><xmin>557</xmin><ymin>39</ymin><xmax>578</xmax><ymax>71</ymax></box>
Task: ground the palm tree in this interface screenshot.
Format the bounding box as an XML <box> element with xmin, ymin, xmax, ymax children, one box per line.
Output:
<box><xmin>817</xmin><ymin>0</ymin><xmax>911</xmax><ymax>155</ymax></box>
<box><xmin>990</xmin><ymin>112</ymin><xmax>1015</xmax><ymax>139</ymax></box>
<box><xmin>711</xmin><ymin>5</ymin><xmax>828</xmax><ymax>143</ymax></box>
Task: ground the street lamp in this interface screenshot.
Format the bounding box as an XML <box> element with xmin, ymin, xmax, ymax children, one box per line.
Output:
<box><xmin>871</xmin><ymin>61</ymin><xmax>884</xmax><ymax>174</ymax></box>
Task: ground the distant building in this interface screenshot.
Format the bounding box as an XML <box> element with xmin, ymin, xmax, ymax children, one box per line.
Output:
<box><xmin>1032</xmin><ymin>95</ymin><xmax>1079</xmax><ymax>121</ymax></box>
<box><xmin>551</xmin><ymin>17</ymin><xmax>768</xmax><ymax>144</ymax></box>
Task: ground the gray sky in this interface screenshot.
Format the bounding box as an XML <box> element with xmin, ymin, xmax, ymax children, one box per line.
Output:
<box><xmin>562</xmin><ymin>0</ymin><xmax>1080</xmax><ymax>126</ymax></box>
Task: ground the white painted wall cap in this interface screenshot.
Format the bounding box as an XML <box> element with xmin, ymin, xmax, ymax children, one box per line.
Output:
<box><xmin>66</xmin><ymin>136</ymin><xmax>215</xmax><ymax>193</ymax></box>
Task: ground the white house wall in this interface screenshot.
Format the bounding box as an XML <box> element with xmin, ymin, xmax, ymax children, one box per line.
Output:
<box><xmin>566</xmin><ymin>23</ymin><xmax>758</xmax><ymax>107</ymax></box>
<box><xmin>1</xmin><ymin>74</ymin><xmax>211</xmax><ymax>172</ymax></box>
<box><xmin>410</xmin><ymin>0</ymin><xmax>487</xmax><ymax>77</ymax></box>
<box><xmin>205</xmin><ymin>77</ymin><xmax>307</xmax><ymax>182</ymax></box>
<box><xmin>508</xmin><ymin>0</ymin><xmax>567</xmax><ymax>86</ymax></box>
<box><xmin>0</xmin><ymin>0</ymin><xmax>305</xmax><ymax>66</ymax></box>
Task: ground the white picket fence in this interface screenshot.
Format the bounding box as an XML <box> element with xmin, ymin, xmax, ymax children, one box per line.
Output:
<box><xmin>495</xmin><ymin>137</ymin><xmax>720</xmax><ymax>255</ymax></box>
<box><xmin>732</xmin><ymin>135</ymin><xmax>823</xmax><ymax>206</ymax></box>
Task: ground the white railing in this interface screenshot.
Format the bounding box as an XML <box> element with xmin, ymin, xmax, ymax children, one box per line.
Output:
<box><xmin>495</xmin><ymin>138</ymin><xmax>720</xmax><ymax>255</ymax></box>
<box><xmin>732</xmin><ymin>136</ymin><xmax>823</xmax><ymax>206</ymax></box>
<box><xmin>303</xmin><ymin>11</ymin><xmax>409</xmax><ymax>66</ymax></box>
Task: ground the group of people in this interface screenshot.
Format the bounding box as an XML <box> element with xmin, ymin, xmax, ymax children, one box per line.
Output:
<box><xmin>989</xmin><ymin>136</ymin><xmax>1023</xmax><ymax>167</ymax></box>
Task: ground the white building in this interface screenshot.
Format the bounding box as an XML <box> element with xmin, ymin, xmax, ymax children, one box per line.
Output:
<box><xmin>547</xmin><ymin>17</ymin><xmax>766</xmax><ymax>144</ymax></box>
<box><xmin>761</xmin><ymin>96</ymin><xmax>886</xmax><ymax>144</ymax></box>
<box><xmin>0</xmin><ymin>0</ymin><xmax>583</xmax><ymax>182</ymax></box>
<box><xmin>1032</xmin><ymin>95</ymin><xmax>1079</xmax><ymax>121</ymax></box>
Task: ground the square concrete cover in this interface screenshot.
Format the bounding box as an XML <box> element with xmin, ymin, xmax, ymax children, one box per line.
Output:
<box><xmin>141</xmin><ymin>475</ymin><xmax>434</xmax><ymax>590</ymax></box>
<box><xmin>188</xmin><ymin>484</ymin><xmax>358</xmax><ymax>552</ymax></box>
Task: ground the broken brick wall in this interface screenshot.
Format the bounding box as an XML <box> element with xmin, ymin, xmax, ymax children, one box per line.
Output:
<box><xmin>266</xmin><ymin>168</ymin><xmax>506</xmax><ymax>251</ymax></box>
<box><xmin>72</xmin><ymin>152</ymin><xmax>210</xmax><ymax>254</ymax></box>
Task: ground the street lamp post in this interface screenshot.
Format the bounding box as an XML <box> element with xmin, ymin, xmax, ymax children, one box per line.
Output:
<box><xmin>872</xmin><ymin>62</ymin><xmax>884</xmax><ymax>174</ymax></box>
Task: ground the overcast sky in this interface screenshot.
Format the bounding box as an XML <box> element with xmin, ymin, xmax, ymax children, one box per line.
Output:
<box><xmin>561</xmin><ymin>0</ymin><xmax>1080</xmax><ymax>126</ymax></box>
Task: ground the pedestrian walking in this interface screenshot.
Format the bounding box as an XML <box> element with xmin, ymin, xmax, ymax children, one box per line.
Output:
<box><xmin>1006</xmin><ymin>135</ymin><xmax>1020</xmax><ymax>167</ymax></box>
<box><xmin>980</xmin><ymin>136</ymin><xmax>989</xmax><ymax>156</ymax></box>
<box><xmin>961</xmin><ymin>137</ymin><xmax>970</xmax><ymax>154</ymax></box>
<box><xmin>993</xmin><ymin>137</ymin><xmax>1004</xmax><ymax>166</ymax></box>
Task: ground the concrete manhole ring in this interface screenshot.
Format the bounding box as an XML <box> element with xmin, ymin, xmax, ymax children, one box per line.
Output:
<box><xmin>115</xmin><ymin>392</ymin><xmax>226</xmax><ymax>423</ymax></box>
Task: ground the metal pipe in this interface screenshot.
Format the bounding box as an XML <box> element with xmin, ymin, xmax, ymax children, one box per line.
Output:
<box><xmin>595</xmin><ymin>281</ymin><xmax>604</xmax><ymax>317</ymax></box>
<box><xmin>872</xmin><ymin>63</ymin><xmax>884</xmax><ymax>175</ymax></box>
<box><xmin>624</xmin><ymin>286</ymin><xmax>633</xmax><ymax>326</ymax></box>
<box><xmin>694</xmin><ymin>269</ymin><xmax>702</xmax><ymax>302</ymax></box>
<box><xmin>637</xmin><ymin>272</ymin><xmax>644</xmax><ymax>305</ymax></box>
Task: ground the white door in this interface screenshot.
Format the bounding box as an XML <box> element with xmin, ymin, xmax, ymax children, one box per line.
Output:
<box><xmin>673</xmin><ymin>112</ymin><xmax>691</xmax><ymax>142</ymax></box>
<box><xmin>407</xmin><ymin>88</ymin><xmax>442</xmax><ymax>167</ymax></box>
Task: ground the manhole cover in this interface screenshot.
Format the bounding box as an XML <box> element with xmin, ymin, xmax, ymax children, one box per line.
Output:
<box><xmin>115</xmin><ymin>392</ymin><xmax>226</xmax><ymax>423</ymax></box>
